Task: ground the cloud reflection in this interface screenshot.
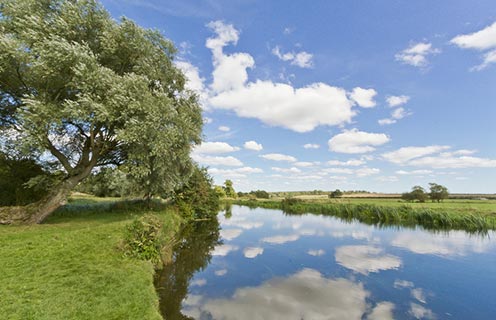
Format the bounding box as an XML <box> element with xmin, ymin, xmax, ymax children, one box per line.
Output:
<box><xmin>243</xmin><ymin>247</ymin><xmax>264</xmax><ymax>258</ymax></box>
<box><xmin>335</xmin><ymin>245</ymin><xmax>402</xmax><ymax>275</ymax></box>
<box><xmin>183</xmin><ymin>268</ymin><xmax>395</xmax><ymax>320</ymax></box>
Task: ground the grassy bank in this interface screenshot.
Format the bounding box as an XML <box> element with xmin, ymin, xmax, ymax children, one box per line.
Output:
<box><xmin>233</xmin><ymin>198</ymin><xmax>496</xmax><ymax>233</ymax></box>
<box><xmin>0</xmin><ymin>196</ymin><xmax>182</xmax><ymax>320</ymax></box>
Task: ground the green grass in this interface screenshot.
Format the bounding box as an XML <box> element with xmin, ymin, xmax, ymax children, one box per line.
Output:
<box><xmin>233</xmin><ymin>198</ymin><xmax>496</xmax><ymax>233</ymax></box>
<box><xmin>0</xmin><ymin>196</ymin><xmax>182</xmax><ymax>320</ymax></box>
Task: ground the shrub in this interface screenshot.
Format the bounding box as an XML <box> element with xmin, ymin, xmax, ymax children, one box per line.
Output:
<box><xmin>123</xmin><ymin>214</ymin><xmax>164</xmax><ymax>265</ymax></box>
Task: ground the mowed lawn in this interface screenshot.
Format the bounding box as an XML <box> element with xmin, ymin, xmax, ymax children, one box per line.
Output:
<box><xmin>0</xmin><ymin>197</ymin><xmax>182</xmax><ymax>320</ymax></box>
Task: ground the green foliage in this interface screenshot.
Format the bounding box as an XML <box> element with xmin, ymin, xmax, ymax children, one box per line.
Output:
<box><xmin>0</xmin><ymin>0</ymin><xmax>202</xmax><ymax>208</ymax></box>
<box><xmin>214</xmin><ymin>185</ymin><xmax>227</xmax><ymax>198</ymax></box>
<box><xmin>223</xmin><ymin>179</ymin><xmax>237</xmax><ymax>198</ymax></box>
<box><xmin>0</xmin><ymin>152</ymin><xmax>55</xmax><ymax>205</ymax></box>
<box><xmin>76</xmin><ymin>167</ymin><xmax>133</xmax><ymax>197</ymax></box>
<box><xmin>173</xmin><ymin>166</ymin><xmax>220</xmax><ymax>219</ymax></box>
<box><xmin>402</xmin><ymin>185</ymin><xmax>428</xmax><ymax>202</ymax></box>
<box><xmin>123</xmin><ymin>214</ymin><xmax>164</xmax><ymax>265</ymax></box>
<box><xmin>329</xmin><ymin>189</ymin><xmax>343</xmax><ymax>198</ymax></box>
<box><xmin>429</xmin><ymin>182</ymin><xmax>449</xmax><ymax>202</ymax></box>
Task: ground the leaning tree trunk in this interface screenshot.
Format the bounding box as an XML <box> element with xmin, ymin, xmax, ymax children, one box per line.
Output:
<box><xmin>0</xmin><ymin>173</ymin><xmax>90</xmax><ymax>225</ymax></box>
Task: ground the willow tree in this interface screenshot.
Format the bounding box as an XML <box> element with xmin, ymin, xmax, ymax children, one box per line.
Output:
<box><xmin>0</xmin><ymin>0</ymin><xmax>202</xmax><ymax>224</ymax></box>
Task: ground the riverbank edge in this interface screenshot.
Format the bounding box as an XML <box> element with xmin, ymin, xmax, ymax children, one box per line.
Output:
<box><xmin>230</xmin><ymin>198</ymin><xmax>496</xmax><ymax>233</ymax></box>
<box><xmin>0</xmin><ymin>198</ymin><xmax>184</xmax><ymax>320</ymax></box>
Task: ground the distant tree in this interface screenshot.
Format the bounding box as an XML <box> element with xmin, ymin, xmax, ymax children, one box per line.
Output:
<box><xmin>214</xmin><ymin>186</ymin><xmax>227</xmax><ymax>198</ymax></box>
<box><xmin>429</xmin><ymin>183</ymin><xmax>449</xmax><ymax>202</ymax></box>
<box><xmin>250</xmin><ymin>190</ymin><xmax>270</xmax><ymax>199</ymax></box>
<box><xmin>329</xmin><ymin>189</ymin><xmax>343</xmax><ymax>198</ymax></box>
<box><xmin>402</xmin><ymin>186</ymin><xmax>427</xmax><ymax>202</ymax></box>
<box><xmin>0</xmin><ymin>0</ymin><xmax>201</xmax><ymax>224</ymax></box>
<box><xmin>75</xmin><ymin>167</ymin><xmax>132</xmax><ymax>198</ymax></box>
<box><xmin>223</xmin><ymin>180</ymin><xmax>237</xmax><ymax>198</ymax></box>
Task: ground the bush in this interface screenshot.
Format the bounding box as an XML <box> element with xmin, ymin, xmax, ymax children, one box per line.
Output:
<box><xmin>123</xmin><ymin>214</ymin><xmax>164</xmax><ymax>265</ymax></box>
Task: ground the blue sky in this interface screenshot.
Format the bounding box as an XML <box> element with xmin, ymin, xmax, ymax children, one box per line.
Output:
<box><xmin>101</xmin><ymin>0</ymin><xmax>496</xmax><ymax>193</ymax></box>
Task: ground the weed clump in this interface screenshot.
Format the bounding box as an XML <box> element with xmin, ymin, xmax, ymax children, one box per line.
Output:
<box><xmin>123</xmin><ymin>214</ymin><xmax>165</xmax><ymax>265</ymax></box>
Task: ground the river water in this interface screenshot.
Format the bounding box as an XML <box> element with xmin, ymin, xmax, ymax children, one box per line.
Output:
<box><xmin>155</xmin><ymin>205</ymin><xmax>496</xmax><ymax>319</ymax></box>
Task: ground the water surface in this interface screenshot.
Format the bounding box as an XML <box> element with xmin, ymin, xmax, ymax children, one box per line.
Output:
<box><xmin>156</xmin><ymin>205</ymin><xmax>496</xmax><ymax>319</ymax></box>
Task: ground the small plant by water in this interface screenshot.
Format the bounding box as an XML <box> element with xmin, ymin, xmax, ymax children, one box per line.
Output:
<box><xmin>123</xmin><ymin>214</ymin><xmax>166</xmax><ymax>265</ymax></box>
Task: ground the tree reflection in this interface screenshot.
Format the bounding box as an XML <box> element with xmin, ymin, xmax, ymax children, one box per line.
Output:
<box><xmin>155</xmin><ymin>218</ymin><xmax>221</xmax><ymax>320</ymax></box>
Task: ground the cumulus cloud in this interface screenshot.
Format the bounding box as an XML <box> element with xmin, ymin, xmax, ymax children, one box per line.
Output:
<box><xmin>208</xmin><ymin>167</ymin><xmax>263</xmax><ymax>178</ymax></box>
<box><xmin>243</xmin><ymin>247</ymin><xmax>264</xmax><ymax>258</ymax></box>
<box><xmin>205</xmin><ymin>22</ymin><xmax>379</xmax><ymax>133</ymax></box>
<box><xmin>218</xmin><ymin>126</ymin><xmax>230</xmax><ymax>132</ymax></box>
<box><xmin>272</xmin><ymin>167</ymin><xmax>302</xmax><ymax>173</ymax></box>
<box><xmin>450</xmin><ymin>21</ymin><xmax>496</xmax><ymax>70</ymax></box>
<box><xmin>379</xmin><ymin>107</ymin><xmax>412</xmax><ymax>126</ymax></box>
<box><xmin>211</xmin><ymin>81</ymin><xmax>356</xmax><ymax>132</ymax></box>
<box><xmin>295</xmin><ymin>161</ymin><xmax>317</xmax><ymax>167</ymax></box>
<box><xmin>386</xmin><ymin>95</ymin><xmax>410</xmax><ymax>107</ymax></box>
<box><xmin>193</xmin><ymin>141</ymin><xmax>239</xmax><ymax>154</ymax></box>
<box><xmin>349</xmin><ymin>87</ymin><xmax>377</xmax><ymax>108</ymax></box>
<box><xmin>307</xmin><ymin>249</ymin><xmax>325</xmax><ymax>256</ymax></box>
<box><xmin>383</xmin><ymin>146</ymin><xmax>496</xmax><ymax>168</ymax></box>
<box><xmin>260</xmin><ymin>153</ymin><xmax>297</xmax><ymax>162</ymax></box>
<box><xmin>192</xmin><ymin>154</ymin><xmax>243</xmax><ymax>166</ymax></box>
<box><xmin>304</xmin><ymin>143</ymin><xmax>320</xmax><ymax>149</ymax></box>
<box><xmin>409</xmin><ymin>303</ymin><xmax>436</xmax><ymax>320</ymax></box>
<box><xmin>243</xmin><ymin>140</ymin><xmax>263</xmax><ymax>151</ymax></box>
<box><xmin>335</xmin><ymin>245</ymin><xmax>402</xmax><ymax>275</ymax></box>
<box><xmin>206</xmin><ymin>21</ymin><xmax>255</xmax><ymax>93</ymax></box>
<box><xmin>182</xmin><ymin>269</ymin><xmax>373</xmax><ymax>320</ymax></box>
<box><xmin>395</xmin><ymin>42</ymin><xmax>440</xmax><ymax>68</ymax></box>
<box><xmin>175</xmin><ymin>60</ymin><xmax>207</xmax><ymax>105</ymax></box>
<box><xmin>396</xmin><ymin>169</ymin><xmax>433</xmax><ymax>175</ymax></box>
<box><xmin>327</xmin><ymin>159</ymin><xmax>365</xmax><ymax>166</ymax></box>
<box><xmin>272</xmin><ymin>46</ymin><xmax>314</xmax><ymax>68</ymax></box>
<box><xmin>382</xmin><ymin>145</ymin><xmax>450</xmax><ymax>164</ymax></box>
<box><xmin>328</xmin><ymin>129</ymin><xmax>390</xmax><ymax>154</ymax></box>
<box><xmin>368</xmin><ymin>302</ymin><xmax>395</xmax><ymax>320</ymax></box>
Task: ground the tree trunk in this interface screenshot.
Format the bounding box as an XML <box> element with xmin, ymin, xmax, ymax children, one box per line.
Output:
<box><xmin>0</xmin><ymin>173</ymin><xmax>89</xmax><ymax>225</ymax></box>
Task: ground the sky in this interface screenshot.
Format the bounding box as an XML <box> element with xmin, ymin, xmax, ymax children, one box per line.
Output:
<box><xmin>100</xmin><ymin>0</ymin><xmax>496</xmax><ymax>193</ymax></box>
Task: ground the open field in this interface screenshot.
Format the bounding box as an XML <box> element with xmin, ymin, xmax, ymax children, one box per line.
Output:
<box><xmin>0</xmin><ymin>196</ymin><xmax>182</xmax><ymax>320</ymax></box>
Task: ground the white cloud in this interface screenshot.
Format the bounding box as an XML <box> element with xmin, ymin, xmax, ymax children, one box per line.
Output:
<box><xmin>272</xmin><ymin>46</ymin><xmax>313</xmax><ymax>68</ymax></box>
<box><xmin>183</xmin><ymin>269</ymin><xmax>372</xmax><ymax>320</ymax></box>
<box><xmin>395</xmin><ymin>42</ymin><xmax>440</xmax><ymax>68</ymax></box>
<box><xmin>243</xmin><ymin>247</ymin><xmax>264</xmax><ymax>258</ymax></box>
<box><xmin>328</xmin><ymin>129</ymin><xmax>390</xmax><ymax>154</ymax></box>
<box><xmin>349</xmin><ymin>87</ymin><xmax>377</xmax><ymax>108</ymax></box>
<box><xmin>212</xmin><ymin>244</ymin><xmax>239</xmax><ymax>256</ymax></box>
<box><xmin>192</xmin><ymin>154</ymin><xmax>243</xmax><ymax>166</ymax></box>
<box><xmin>327</xmin><ymin>159</ymin><xmax>365</xmax><ymax>166</ymax></box>
<box><xmin>304</xmin><ymin>143</ymin><xmax>320</xmax><ymax>149</ymax></box>
<box><xmin>193</xmin><ymin>141</ymin><xmax>239</xmax><ymax>154</ymax></box>
<box><xmin>378</xmin><ymin>118</ymin><xmax>397</xmax><ymax>126</ymax></box>
<box><xmin>335</xmin><ymin>245</ymin><xmax>402</xmax><ymax>275</ymax></box>
<box><xmin>450</xmin><ymin>21</ymin><xmax>496</xmax><ymax>50</ymax></box>
<box><xmin>450</xmin><ymin>22</ymin><xmax>496</xmax><ymax>71</ymax></box>
<box><xmin>206</xmin><ymin>21</ymin><xmax>255</xmax><ymax>93</ymax></box>
<box><xmin>203</xmin><ymin>117</ymin><xmax>213</xmax><ymax>124</ymax></box>
<box><xmin>384</xmin><ymin>146</ymin><xmax>496</xmax><ymax>168</ymax></box>
<box><xmin>243</xmin><ymin>140</ymin><xmax>263</xmax><ymax>151</ymax></box>
<box><xmin>175</xmin><ymin>60</ymin><xmax>206</xmax><ymax>104</ymax></box>
<box><xmin>411</xmin><ymin>288</ymin><xmax>427</xmax><ymax>304</ymax></box>
<box><xmin>394</xmin><ymin>280</ymin><xmax>414</xmax><ymax>289</ymax></box>
<box><xmin>218</xmin><ymin>126</ymin><xmax>230</xmax><ymax>132</ymax></box>
<box><xmin>386</xmin><ymin>95</ymin><xmax>410</xmax><ymax>107</ymax></box>
<box><xmin>210</xmin><ymin>81</ymin><xmax>356</xmax><ymax>132</ymax></box>
<box><xmin>272</xmin><ymin>167</ymin><xmax>302</xmax><ymax>174</ymax></box>
<box><xmin>260</xmin><ymin>153</ymin><xmax>297</xmax><ymax>162</ymax></box>
<box><xmin>262</xmin><ymin>234</ymin><xmax>299</xmax><ymax>244</ymax></box>
<box><xmin>307</xmin><ymin>249</ymin><xmax>325</xmax><ymax>256</ymax></box>
<box><xmin>295</xmin><ymin>161</ymin><xmax>317</xmax><ymax>167</ymax></box>
<box><xmin>208</xmin><ymin>167</ymin><xmax>263</xmax><ymax>179</ymax></box>
<box><xmin>382</xmin><ymin>145</ymin><xmax>450</xmax><ymax>164</ymax></box>
<box><xmin>323</xmin><ymin>168</ymin><xmax>354</xmax><ymax>174</ymax></box>
<box><xmin>396</xmin><ymin>170</ymin><xmax>433</xmax><ymax>175</ymax></box>
<box><xmin>355</xmin><ymin>167</ymin><xmax>380</xmax><ymax>177</ymax></box>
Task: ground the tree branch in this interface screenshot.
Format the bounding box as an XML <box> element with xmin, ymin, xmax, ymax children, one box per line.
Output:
<box><xmin>44</xmin><ymin>136</ymin><xmax>74</xmax><ymax>174</ymax></box>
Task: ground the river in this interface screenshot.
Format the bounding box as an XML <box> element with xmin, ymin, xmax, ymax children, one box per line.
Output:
<box><xmin>155</xmin><ymin>205</ymin><xmax>496</xmax><ymax>319</ymax></box>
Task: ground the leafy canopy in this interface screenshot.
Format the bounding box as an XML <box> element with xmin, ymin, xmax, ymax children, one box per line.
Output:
<box><xmin>0</xmin><ymin>0</ymin><xmax>202</xmax><ymax>196</ymax></box>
